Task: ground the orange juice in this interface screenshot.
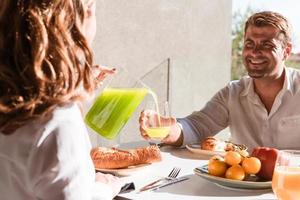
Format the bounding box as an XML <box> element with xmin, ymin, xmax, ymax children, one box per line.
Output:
<box><xmin>272</xmin><ymin>166</ymin><xmax>300</xmax><ymax>200</ymax></box>
<box><xmin>145</xmin><ymin>126</ymin><xmax>170</xmax><ymax>138</ymax></box>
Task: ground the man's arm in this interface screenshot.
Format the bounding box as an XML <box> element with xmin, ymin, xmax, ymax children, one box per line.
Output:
<box><xmin>175</xmin><ymin>85</ymin><xmax>230</xmax><ymax>146</ymax></box>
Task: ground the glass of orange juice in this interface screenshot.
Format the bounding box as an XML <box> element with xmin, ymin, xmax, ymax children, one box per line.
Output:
<box><xmin>272</xmin><ymin>150</ymin><xmax>300</xmax><ymax>200</ymax></box>
<box><xmin>144</xmin><ymin>101</ymin><xmax>171</xmax><ymax>140</ymax></box>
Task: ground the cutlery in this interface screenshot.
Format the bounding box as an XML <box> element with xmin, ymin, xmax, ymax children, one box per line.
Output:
<box><xmin>139</xmin><ymin>176</ymin><xmax>189</xmax><ymax>192</ymax></box>
<box><xmin>139</xmin><ymin>167</ymin><xmax>181</xmax><ymax>192</ymax></box>
<box><xmin>150</xmin><ymin>176</ymin><xmax>189</xmax><ymax>191</ymax></box>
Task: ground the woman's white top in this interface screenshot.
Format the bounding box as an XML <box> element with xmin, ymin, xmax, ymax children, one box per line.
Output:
<box><xmin>0</xmin><ymin>103</ymin><xmax>113</xmax><ymax>200</ymax></box>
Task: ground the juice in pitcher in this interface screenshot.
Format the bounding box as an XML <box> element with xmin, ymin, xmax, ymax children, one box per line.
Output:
<box><xmin>85</xmin><ymin>88</ymin><xmax>148</xmax><ymax>139</ymax></box>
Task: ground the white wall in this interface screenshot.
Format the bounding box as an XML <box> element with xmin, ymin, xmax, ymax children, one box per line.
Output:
<box><xmin>88</xmin><ymin>0</ymin><xmax>232</xmax><ymax>146</ymax></box>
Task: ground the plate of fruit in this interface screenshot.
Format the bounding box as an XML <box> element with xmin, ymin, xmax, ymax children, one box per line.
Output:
<box><xmin>194</xmin><ymin>147</ymin><xmax>279</xmax><ymax>190</ymax></box>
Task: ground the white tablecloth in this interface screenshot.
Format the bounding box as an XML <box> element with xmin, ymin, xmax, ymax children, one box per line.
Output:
<box><xmin>117</xmin><ymin>144</ymin><xmax>276</xmax><ymax>200</ymax></box>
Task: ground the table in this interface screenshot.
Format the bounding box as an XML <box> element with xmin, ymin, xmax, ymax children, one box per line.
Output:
<box><xmin>116</xmin><ymin>143</ymin><xmax>276</xmax><ymax>200</ymax></box>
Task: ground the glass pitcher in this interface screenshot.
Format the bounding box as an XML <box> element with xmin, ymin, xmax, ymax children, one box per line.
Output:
<box><xmin>85</xmin><ymin>67</ymin><xmax>149</xmax><ymax>140</ymax></box>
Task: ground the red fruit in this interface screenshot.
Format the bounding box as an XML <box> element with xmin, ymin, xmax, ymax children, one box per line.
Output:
<box><xmin>251</xmin><ymin>147</ymin><xmax>279</xmax><ymax>180</ymax></box>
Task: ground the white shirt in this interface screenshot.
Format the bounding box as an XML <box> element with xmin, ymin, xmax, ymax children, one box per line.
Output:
<box><xmin>0</xmin><ymin>103</ymin><xmax>113</xmax><ymax>200</ymax></box>
<box><xmin>178</xmin><ymin>67</ymin><xmax>300</xmax><ymax>151</ymax></box>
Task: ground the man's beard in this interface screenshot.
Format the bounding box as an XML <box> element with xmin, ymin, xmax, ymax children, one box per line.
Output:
<box><xmin>246</xmin><ymin>68</ymin><xmax>267</xmax><ymax>79</ymax></box>
<box><xmin>243</xmin><ymin>56</ymin><xmax>269</xmax><ymax>79</ymax></box>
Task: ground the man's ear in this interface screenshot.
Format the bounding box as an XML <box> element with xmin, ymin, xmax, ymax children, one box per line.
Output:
<box><xmin>283</xmin><ymin>42</ymin><xmax>292</xmax><ymax>60</ymax></box>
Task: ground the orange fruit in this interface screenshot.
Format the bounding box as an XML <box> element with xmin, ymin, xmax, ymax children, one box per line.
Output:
<box><xmin>208</xmin><ymin>156</ymin><xmax>227</xmax><ymax>177</ymax></box>
<box><xmin>224</xmin><ymin>151</ymin><xmax>242</xmax><ymax>166</ymax></box>
<box><xmin>242</xmin><ymin>157</ymin><xmax>261</xmax><ymax>174</ymax></box>
<box><xmin>225</xmin><ymin>165</ymin><xmax>245</xmax><ymax>180</ymax></box>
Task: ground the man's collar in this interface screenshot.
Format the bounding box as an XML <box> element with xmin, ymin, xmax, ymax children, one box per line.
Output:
<box><xmin>284</xmin><ymin>67</ymin><xmax>293</xmax><ymax>95</ymax></box>
<box><xmin>240</xmin><ymin>67</ymin><xmax>293</xmax><ymax>97</ymax></box>
<box><xmin>240</xmin><ymin>76</ymin><xmax>254</xmax><ymax>97</ymax></box>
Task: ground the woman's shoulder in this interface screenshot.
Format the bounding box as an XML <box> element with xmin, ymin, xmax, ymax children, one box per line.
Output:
<box><xmin>31</xmin><ymin>102</ymin><xmax>91</xmax><ymax>157</ymax></box>
<box><xmin>43</xmin><ymin>102</ymin><xmax>88</xmax><ymax>139</ymax></box>
<box><xmin>11</xmin><ymin>102</ymin><xmax>90</xmax><ymax>152</ymax></box>
<box><xmin>51</xmin><ymin>102</ymin><xmax>83</xmax><ymax>121</ymax></box>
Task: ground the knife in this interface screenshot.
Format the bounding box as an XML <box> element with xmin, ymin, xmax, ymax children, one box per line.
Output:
<box><xmin>139</xmin><ymin>177</ymin><xmax>189</xmax><ymax>192</ymax></box>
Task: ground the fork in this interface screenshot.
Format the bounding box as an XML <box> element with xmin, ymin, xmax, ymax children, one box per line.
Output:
<box><xmin>139</xmin><ymin>167</ymin><xmax>181</xmax><ymax>192</ymax></box>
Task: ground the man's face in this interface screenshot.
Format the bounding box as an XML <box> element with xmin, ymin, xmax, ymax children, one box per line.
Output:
<box><xmin>242</xmin><ymin>25</ymin><xmax>291</xmax><ymax>79</ymax></box>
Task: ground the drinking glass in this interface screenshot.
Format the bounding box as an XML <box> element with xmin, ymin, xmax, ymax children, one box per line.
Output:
<box><xmin>144</xmin><ymin>101</ymin><xmax>171</xmax><ymax>140</ymax></box>
<box><xmin>272</xmin><ymin>150</ymin><xmax>300</xmax><ymax>200</ymax></box>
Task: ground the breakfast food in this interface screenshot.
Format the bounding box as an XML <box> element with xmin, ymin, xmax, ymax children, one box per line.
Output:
<box><xmin>251</xmin><ymin>147</ymin><xmax>279</xmax><ymax>180</ymax></box>
<box><xmin>207</xmin><ymin>150</ymin><xmax>262</xmax><ymax>181</ymax></box>
<box><xmin>208</xmin><ymin>155</ymin><xmax>227</xmax><ymax>177</ymax></box>
<box><xmin>206</xmin><ymin>146</ymin><xmax>281</xmax><ymax>182</ymax></box>
<box><xmin>201</xmin><ymin>137</ymin><xmax>226</xmax><ymax>151</ymax></box>
<box><xmin>225</xmin><ymin>165</ymin><xmax>245</xmax><ymax>181</ymax></box>
<box><xmin>200</xmin><ymin>137</ymin><xmax>248</xmax><ymax>153</ymax></box>
<box><xmin>224</xmin><ymin>151</ymin><xmax>242</xmax><ymax>166</ymax></box>
<box><xmin>91</xmin><ymin>145</ymin><xmax>162</xmax><ymax>169</ymax></box>
<box><xmin>242</xmin><ymin>157</ymin><xmax>261</xmax><ymax>174</ymax></box>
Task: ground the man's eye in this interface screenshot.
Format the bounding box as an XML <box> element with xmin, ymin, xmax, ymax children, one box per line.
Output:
<box><xmin>263</xmin><ymin>43</ymin><xmax>274</xmax><ymax>49</ymax></box>
<box><xmin>244</xmin><ymin>42</ymin><xmax>254</xmax><ymax>48</ymax></box>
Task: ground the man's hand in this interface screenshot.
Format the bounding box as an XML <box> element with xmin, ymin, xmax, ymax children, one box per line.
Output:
<box><xmin>139</xmin><ymin>109</ymin><xmax>183</xmax><ymax>146</ymax></box>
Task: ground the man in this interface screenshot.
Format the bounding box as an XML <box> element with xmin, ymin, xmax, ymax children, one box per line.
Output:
<box><xmin>140</xmin><ymin>11</ymin><xmax>300</xmax><ymax>151</ymax></box>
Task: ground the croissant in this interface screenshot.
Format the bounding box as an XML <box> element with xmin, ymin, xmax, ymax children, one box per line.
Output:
<box><xmin>200</xmin><ymin>137</ymin><xmax>248</xmax><ymax>152</ymax></box>
<box><xmin>201</xmin><ymin>137</ymin><xmax>225</xmax><ymax>151</ymax></box>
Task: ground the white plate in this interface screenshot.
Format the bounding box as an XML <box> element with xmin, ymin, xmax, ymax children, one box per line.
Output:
<box><xmin>194</xmin><ymin>165</ymin><xmax>272</xmax><ymax>190</ymax></box>
<box><xmin>186</xmin><ymin>143</ymin><xmax>226</xmax><ymax>156</ymax></box>
<box><xmin>95</xmin><ymin>163</ymin><xmax>150</xmax><ymax>177</ymax></box>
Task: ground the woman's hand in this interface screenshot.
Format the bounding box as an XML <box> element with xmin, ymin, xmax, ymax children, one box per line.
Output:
<box><xmin>93</xmin><ymin>65</ymin><xmax>116</xmax><ymax>87</ymax></box>
<box><xmin>95</xmin><ymin>172</ymin><xmax>123</xmax><ymax>197</ymax></box>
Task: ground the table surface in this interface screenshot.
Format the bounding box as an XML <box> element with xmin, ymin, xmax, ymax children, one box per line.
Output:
<box><xmin>116</xmin><ymin>143</ymin><xmax>277</xmax><ymax>200</ymax></box>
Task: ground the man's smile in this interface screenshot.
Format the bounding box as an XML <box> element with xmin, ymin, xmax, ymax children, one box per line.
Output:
<box><xmin>246</xmin><ymin>58</ymin><xmax>268</xmax><ymax>67</ymax></box>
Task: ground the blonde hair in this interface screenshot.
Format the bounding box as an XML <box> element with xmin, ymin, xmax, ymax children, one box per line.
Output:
<box><xmin>0</xmin><ymin>0</ymin><xmax>96</xmax><ymax>134</ymax></box>
<box><xmin>245</xmin><ymin>11</ymin><xmax>292</xmax><ymax>46</ymax></box>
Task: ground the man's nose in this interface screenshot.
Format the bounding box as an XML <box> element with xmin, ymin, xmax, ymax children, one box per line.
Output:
<box><xmin>250</xmin><ymin>45</ymin><xmax>263</xmax><ymax>55</ymax></box>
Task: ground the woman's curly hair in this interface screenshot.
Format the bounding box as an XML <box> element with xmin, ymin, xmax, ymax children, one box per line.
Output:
<box><xmin>0</xmin><ymin>0</ymin><xmax>96</xmax><ymax>134</ymax></box>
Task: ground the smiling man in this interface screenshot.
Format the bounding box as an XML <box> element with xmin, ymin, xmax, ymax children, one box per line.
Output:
<box><xmin>140</xmin><ymin>11</ymin><xmax>300</xmax><ymax>151</ymax></box>
<box><xmin>242</xmin><ymin>14</ymin><xmax>292</xmax><ymax>113</ymax></box>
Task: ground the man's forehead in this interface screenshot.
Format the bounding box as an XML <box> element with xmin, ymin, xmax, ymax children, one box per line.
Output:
<box><xmin>245</xmin><ymin>25</ymin><xmax>282</xmax><ymax>41</ymax></box>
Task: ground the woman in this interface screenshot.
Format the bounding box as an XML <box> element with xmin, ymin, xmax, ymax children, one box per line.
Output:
<box><xmin>0</xmin><ymin>0</ymin><xmax>122</xmax><ymax>199</ymax></box>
